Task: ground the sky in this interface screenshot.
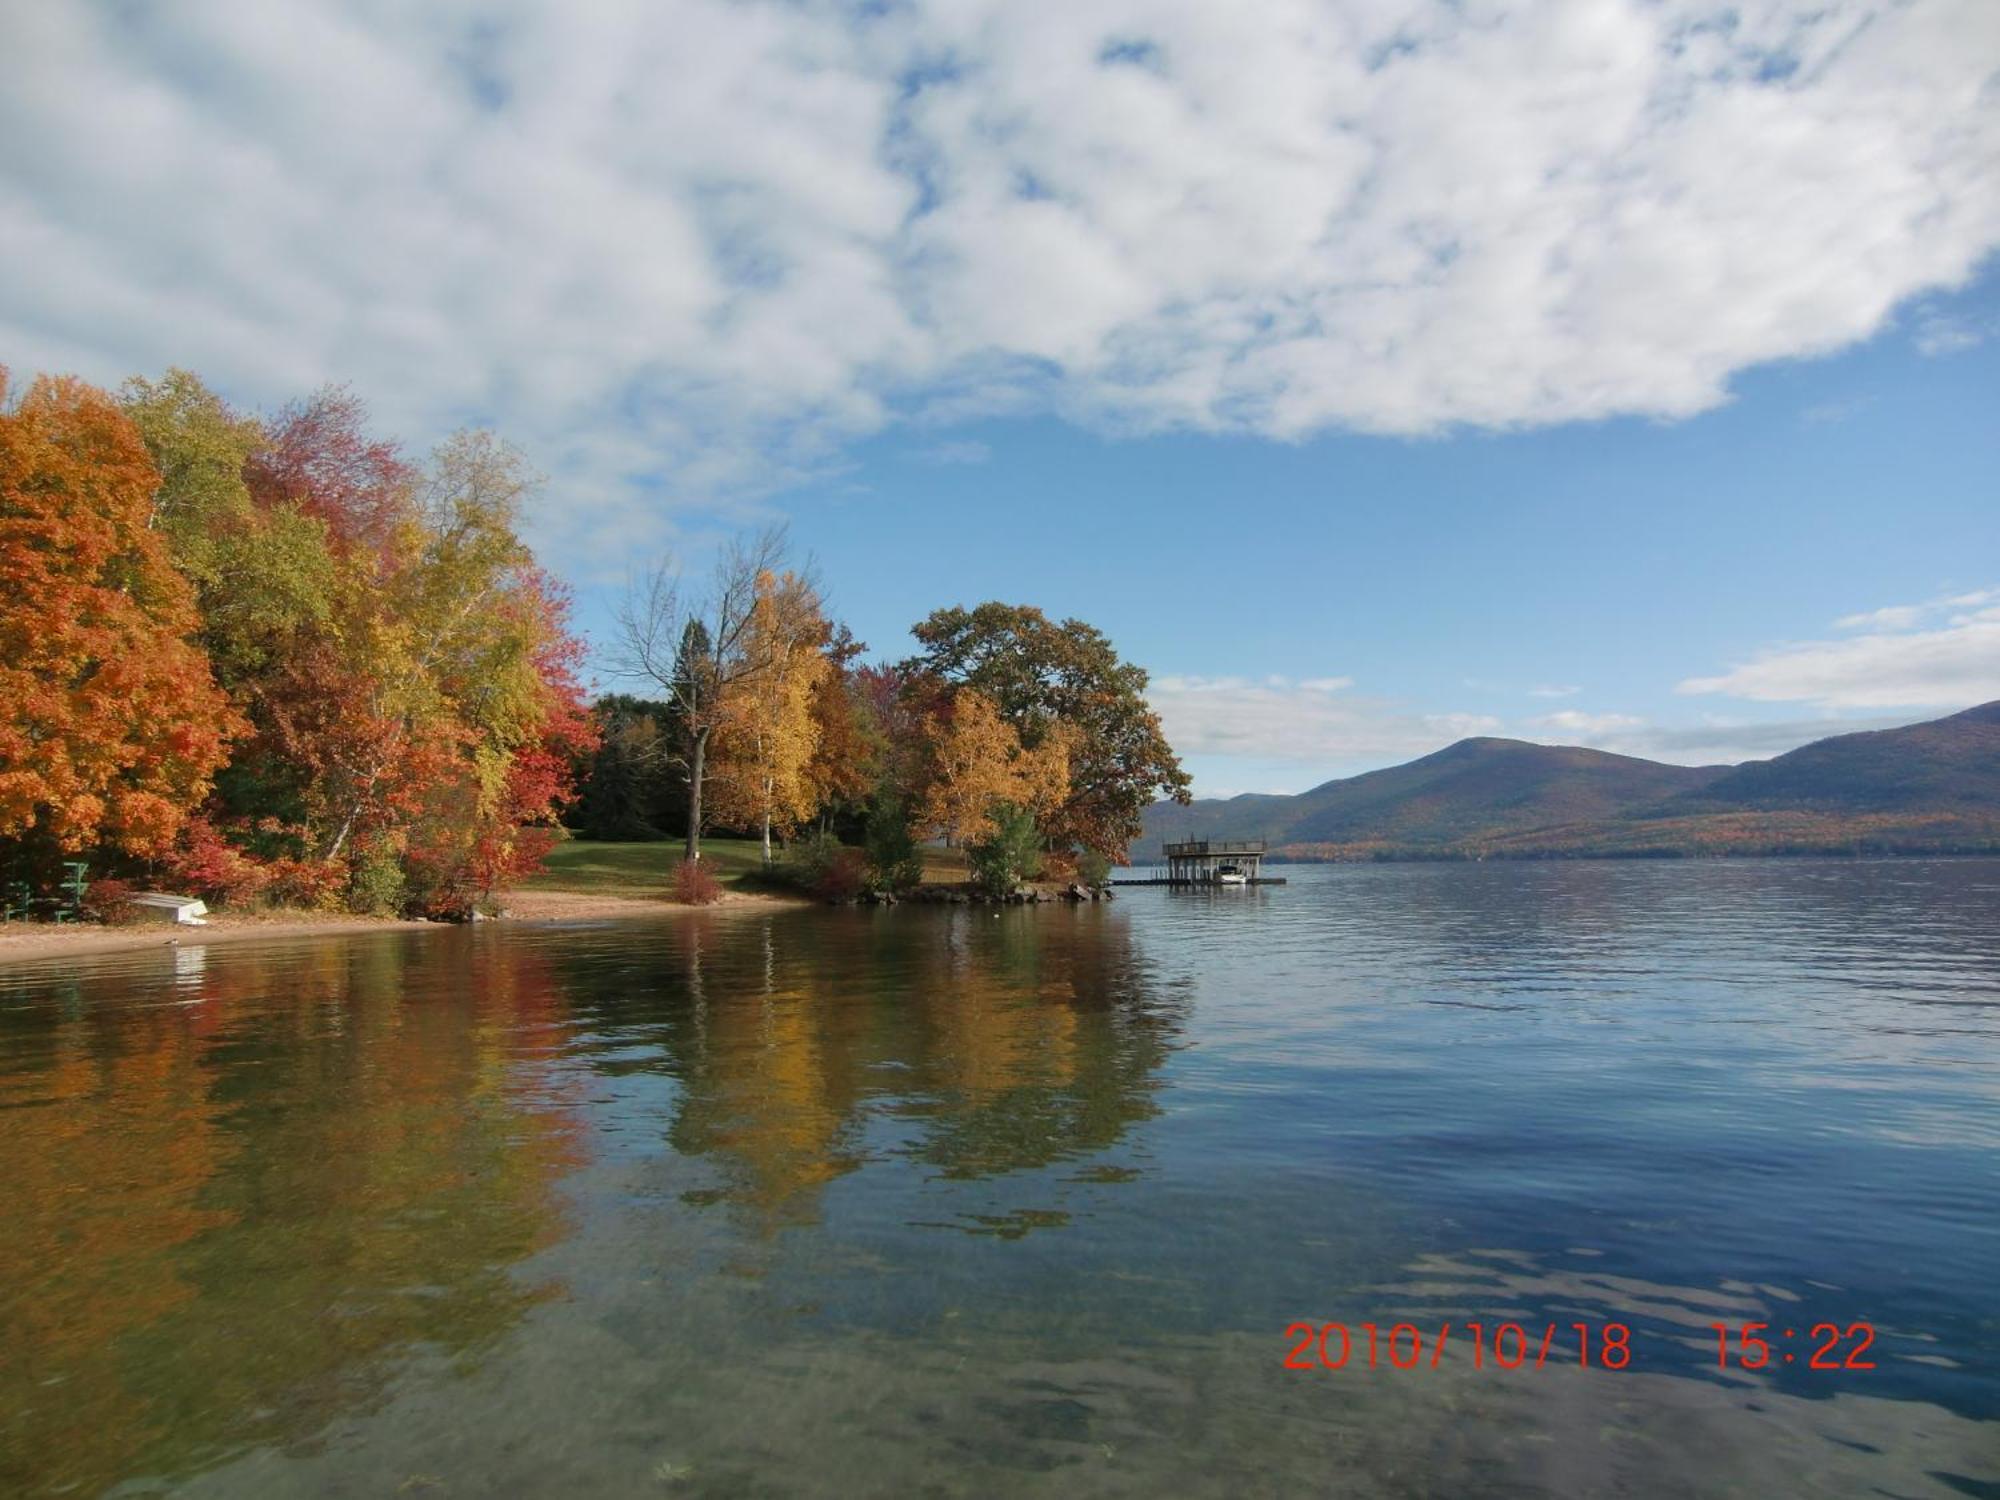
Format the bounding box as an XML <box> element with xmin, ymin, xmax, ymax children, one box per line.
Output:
<box><xmin>3</xmin><ymin>0</ymin><xmax>1996</xmax><ymax>795</ymax></box>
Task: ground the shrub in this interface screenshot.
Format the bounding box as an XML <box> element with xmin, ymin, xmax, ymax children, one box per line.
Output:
<box><xmin>265</xmin><ymin>857</ymin><xmax>349</xmax><ymax>910</ymax></box>
<box><xmin>770</xmin><ymin>829</ymin><xmax>841</xmax><ymax>892</ymax></box>
<box><xmin>673</xmin><ymin>858</ymin><xmax>724</xmax><ymax>905</ymax></box>
<box><xmin>165</xmin><ymin>817</ymin><xmax>271</xmax><ymax>906</ymax></box>
<box><xmin>968</xmin><ymin>803</ymin><xmax>1042</xmax><ymax>897</ymax></box>
<box><xmin>814</xmin><ymin>847</ymin><xmax>870</xmax><ymax>902</ymax></box>
<box><xmin>408</xmin><ymin>878</ymin><xmax>475</xmax><ymax>922</ymax></box>
<box><xmin>1075</xmin><ymin>848</ymin><xmax>1112</xmax><ymax>889</ymax></box>
<box><xmin>81</xmin><ymin>877</ymin><xmax>143</xmax><ymax>926</ymax></box>
<box><xmin>399</xmin><ymin>791</ymin><xmax>482</xmax><ymax>920</ymax></box>
<box><xmin>863</xmin><ymin>796</ymin><xmax>925</xmax><ymax>893</ymax></box>
<box><xmin>347</xmin><ymin>843</ymin><xmax>409</xmax><ymax>916</ymax></box>
<box><xmin>747</xmin><ymin>831</ymin><xmax>875</xmax><ymax>901</ymax></box>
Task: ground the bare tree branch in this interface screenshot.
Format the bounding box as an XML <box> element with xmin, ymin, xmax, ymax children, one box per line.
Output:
<box><xmin>608</xmin><ymin>526</ymin><xmax>800</xmax><ymax>861</ymax></box>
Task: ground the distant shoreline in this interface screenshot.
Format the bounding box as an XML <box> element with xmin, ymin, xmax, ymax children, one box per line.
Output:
<box><xmin>1256</xmin><ymin>845</ymin><xmax>2000</xmax><ymax>864</ymax></box>
<box><xmin>1128</xmin><ymin>852</ymin><xmax>2000</xmax><ymax>876</ymax></box>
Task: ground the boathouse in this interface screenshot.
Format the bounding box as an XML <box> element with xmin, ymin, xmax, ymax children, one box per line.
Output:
<box><xmin>1161</xmin><ymin>839</ymin><xmax>1268</xmax><ymax>885</ymax></box>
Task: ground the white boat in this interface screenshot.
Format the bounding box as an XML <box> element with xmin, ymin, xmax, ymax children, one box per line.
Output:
<box><xmin>129</xmin><ymin>892</ymin><xmax>210</xmax><ymax>926</ymax></box>
<box><xmin>1214</xmin><ymin>865</ymin><xmax>1249</xmax><ymax>886</ymax></box>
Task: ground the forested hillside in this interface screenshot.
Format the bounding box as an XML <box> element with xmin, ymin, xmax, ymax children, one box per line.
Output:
<box><xmin>1137</xmin><ymin>703</ymin><xmax>2000</xmax><ymax>861</ymax></box>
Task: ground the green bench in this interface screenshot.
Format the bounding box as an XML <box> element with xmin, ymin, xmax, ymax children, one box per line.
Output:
<box><xmin>1</xmin><ymin>862</ymin><xmax>88</xmax><ymax>923</ymax></box>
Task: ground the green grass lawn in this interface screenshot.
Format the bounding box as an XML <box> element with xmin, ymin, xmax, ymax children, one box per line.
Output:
<box><xmin>921</xmin><ymin>845</ymin><xmax>969</xmax><ymax>882</ymax></box>
<box><xmin>525</xmin><ymin>836</ymin><xmax>972</xmax><ymax>894</ymax></box>
<box><xmin>521</xmin><ymin>837</ymin><xmax>773</xmax><ymax>892</ymax></box>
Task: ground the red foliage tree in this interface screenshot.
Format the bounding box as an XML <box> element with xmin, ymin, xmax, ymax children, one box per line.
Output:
<box><xmin>245</xmin><ymin>386</ymin><xmax>414</xmax><ymax>556</ymax></box>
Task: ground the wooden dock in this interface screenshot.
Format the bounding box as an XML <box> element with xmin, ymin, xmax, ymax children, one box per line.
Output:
<box><xmin>1112</xmin><ymin>876</ymin><xmax>1287</xmax><ymax>886</ymax></box>
<box><xmin>1119</xmin><ymin>840</ymin><xmax>1283</xmax><ymax>886</ymax></box>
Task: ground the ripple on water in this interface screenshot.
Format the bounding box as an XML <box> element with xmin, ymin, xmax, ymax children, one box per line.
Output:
<box><xmin>0</xmin><ymin>857</ymin><xmax>1995</xmax><ymax>1497</ymax></box>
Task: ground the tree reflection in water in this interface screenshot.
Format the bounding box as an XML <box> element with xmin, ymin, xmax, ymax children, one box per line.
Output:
<box><xmin>0</xmin><ymin>936</ymin><xmax>586</xmax><ymax>1497</ymax></box>
<box><xmin>563</xmin><ymin>905</ymin><xmax>1186</xmax><ymax>1235</ymax></box>
<box><xmin>0</xmin><ymin>907</ymin><xmax>1185</xmax><ymax>1495</ymax></box>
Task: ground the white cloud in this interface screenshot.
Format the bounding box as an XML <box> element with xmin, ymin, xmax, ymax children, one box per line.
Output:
<box><xmin>1528</xmin><ymin>709</ymin><xmax>1647</xmax><ymax>735</ymax></box>
<box><xmin>1680</xmin><ymin>588</ymin><xmax>2000</xmax><ymax>707</ymax></box>
<box><xmin>1834</xmin><ymin>602</ymin><xmax>1928</xmax><ymax>630</ymax></box>
<box><xmin>1527</xmin><ymin>683</ymin><xmax>1583</xmax><ymax>698</ymax></box>
<box><xmin>1149</xmin><ymin>673</ymin><xmax>1500</xmax><ymax>767</ymax></box>
<box><xmin>1800</xmin><ymin>394</ymin><xmax>1875</xmax><ymax>425</ymax></box>
<box><xmin>3</xmin><ymin>1</ymin><xmax>1997</xmax><ymax>567</ymax></box>
<box><xmin>1912</xmin><ymin>310</ymin><xmax>1999</xmax><ymax>356</ymax></box>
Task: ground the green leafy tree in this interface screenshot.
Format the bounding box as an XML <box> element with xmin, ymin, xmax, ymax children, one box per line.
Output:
<box><xmin>574</xmin><ymin>696</ymin><xmax>672</xmax><ymax>841</ymax></box>
<box><xmin>120</xmin><ymin>370</ymin><xmax>338</xmax><ymax>683</ymax></box>
<box><xmin>968</xmin><ymin>802</ymin><xmax>1043</xmax><ymax>896</ymax></box>
<box><xmin>863</xmin><ymin>793</ymin><xmax>925</xmax><ymax>892</ymax></box>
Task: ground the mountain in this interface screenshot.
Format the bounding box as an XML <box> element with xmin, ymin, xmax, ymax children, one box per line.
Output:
<box><xmin>1146</xmin><ymin>739</ymin><xmax>1726</xmax><ymax>853</ymax></box>
<box><xmin>1667</xmin><ymin>700</ymin><xmax>2000</xmax><ymax>813</ymax></box>
<box><xmin>1137</xmin><ymin>701</ymin><xmax>2000</xmax><ymax>861</ymax></box>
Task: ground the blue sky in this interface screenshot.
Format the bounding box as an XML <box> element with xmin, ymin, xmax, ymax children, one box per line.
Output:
<box><xmin>3</xmin><ymin>1</ymin><xmax>1996</xmax><ymax>794</ymax></box>
<box><xmin>720</xmin><ymin>266</ymin><xmax>2000</xmax><ymax>793</ymax></box>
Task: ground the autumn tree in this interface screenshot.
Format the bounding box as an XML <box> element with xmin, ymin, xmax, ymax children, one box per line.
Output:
<box><xmin>246</xmin><ymin>385</ymin><xmax>413</xmax><ymax>556</ymax></box>
<box><xmin>4</xmin><ymin>362</ymin><xmax>587</xmax><ymax>915</ymax></box>
<box><xmin>707</xmin><ymin>570</ymin><xmax>833</xmax><ymax>861</ymax></box>
<box><xmin>322</xmin><ymin>434</ymin><xmax>591</xmax><ymax>908</ymax></box>
<box><xmin>441</xmin><ymin>566</ymin><xmax>596</xmax><ymax>905</ymax></box>
<box><xmin>124</xmin><ymin>382</ymin><xmax>424</xmax><ymax>858</ymax></box>
<box><xmin>0</xmin><ymin>371</ymin><xmax>241</xmax><ymax>867</ymax></box>
<box><xmin>121</xmin><ymin>369</ymin><xmax>337</xmax><ymax>730</ymax></box>
<box><xmin>1015</xmin><ymin>721</ymin><xmax>1078</xmax><ymax>826</ymax></box>
<box><xmin>913</xmin><ymin>689</ymin><xmax>1029</xmax><ymax>846</ymax></box>
<box><xmin>611</xmin><ymin>526</ymin><xmax>800</xmax><ymax>862</ymax></box>
<box><xmin>902</xmin><ymin>603</ymin><xmax>1189</xmax><ymax>860</ymax></box>
<box><xmin>802</xmin><ymin>624</ymin><xmax>884</xmax><ymax>837</ymax></box>
<box><xmin>201</xmin><ymin>398</ymin><xmax>586</xmax><ymax>912</ymax></box>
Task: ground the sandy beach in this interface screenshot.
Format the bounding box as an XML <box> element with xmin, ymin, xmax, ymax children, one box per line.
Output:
<box><xmin>0</xmin><ymin>886</ymin><xmax>804</xmax><ymax>968</ymax></box>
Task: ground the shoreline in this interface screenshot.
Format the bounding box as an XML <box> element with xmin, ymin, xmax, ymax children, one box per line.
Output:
<box><xmin>496</xmin><ymin>887</ymin><xmax>806</xmax><ymax>921</ymax></box>
<box><xmin>0</xmin><ymin>886</ymin><xmax>807</xmax><ymax>969</ymax></box>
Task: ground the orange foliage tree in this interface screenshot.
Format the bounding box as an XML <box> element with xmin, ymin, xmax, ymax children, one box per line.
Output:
<box><xmin>0</xmin><ymin>371</ymin><xmax>240</xmax><ymax>866</ymax></box>
<box><xmin>258</xmin><ymin>425</ymin><xmax>594</xmax><ymax>914</ymax></box>
<box><xmin>108</xmin><ymin>372</ymin><xmax>593</xmax><ymax>915</ymax></box>
<box><xmin>802</xmin><ymin>624</ymin><xmax>883</xmax><ymax>832</ymax></box>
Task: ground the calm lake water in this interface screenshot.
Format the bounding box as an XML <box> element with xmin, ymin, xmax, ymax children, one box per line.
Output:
<box><xmin>3</xmin><ymin>859</ymin><xmax>1997</xmax><ymax>1497</ymax></box>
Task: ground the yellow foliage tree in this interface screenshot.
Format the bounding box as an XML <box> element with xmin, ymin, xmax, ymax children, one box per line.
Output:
<box><xmin>913</xmin><ymin>689</ymin><xmax>1075</xmax><ymax>849</ymax></box>
<box><xmin>1016</xmin><ymin>720</ymin><xmax>1077</xmax><ymax>824</ymax></box>
<box><xmin>707</xmin><ymin>571</ymin><xmax>832</xmax><ymax>860</ymax></box>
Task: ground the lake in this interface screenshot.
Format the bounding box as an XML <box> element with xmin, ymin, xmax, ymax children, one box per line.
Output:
<box><xmin>2</xmin><ymin>859</ymin><xmax>1996</xmax><ymax>1497</ymax></box>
